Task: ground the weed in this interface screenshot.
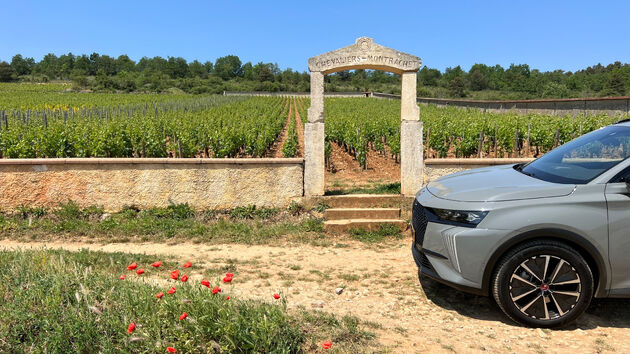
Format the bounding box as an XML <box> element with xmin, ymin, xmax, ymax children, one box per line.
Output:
<box><xmin>287</xmin><ymin>201</ymin><xmax>305</xmax><ymax>216</ymax></box>
<box><xmin>349</xmin><ymin>224</ymin><xmax>402</xmax><ymax>243</ymax></box>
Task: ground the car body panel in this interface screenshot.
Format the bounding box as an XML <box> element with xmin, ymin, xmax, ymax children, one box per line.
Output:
<box><xmin>427</xmin><ymin>165</ymin><xmax>576</xmax><ymax>202</ymax></box>
<box><xmin>415</xmin><ymin>168</ymin><xmax>617</xmax><ymax>298</ymax></box>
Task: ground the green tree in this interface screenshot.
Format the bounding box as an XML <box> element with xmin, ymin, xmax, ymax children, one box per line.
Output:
<box><xmin>0</xmin><ymin>61</ymin><xmax>17</xmax><ymax>82</ymax></box>
<box><xmin>214</xmin><ymin>55</ymin><xmax>242</xmax><ymax>80</ymax></box>
<box><xmin>448</xmin><ymin>76</ymin><xmax>467</xmax><ymax>97</ymax></box>
<box><xmin>115</xmin><ymin>55</ymin><xmax>136</xmax><ymax>73</ymax></box>
<box><xmin>10</xmin><ymin>54</ymin><xmax>35</xmax><ymax>76</ymax></box>
<box><xmin>603</xmin><ymin>69</ymin><xmax>626</xmax><ymax>96</ymax></box>
<box><xmin>469</xmin><ymin>69</ymin><xmax>487</xmax><ymax>91</ymax></box>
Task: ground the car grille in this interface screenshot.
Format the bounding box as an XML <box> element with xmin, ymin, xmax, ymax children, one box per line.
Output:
<box><xmin>412</xmin><ymin>200</ymin><xmax>428</xmax><ymax>247</ymax></box>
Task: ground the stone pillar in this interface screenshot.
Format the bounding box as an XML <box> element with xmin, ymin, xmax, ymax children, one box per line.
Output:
<box><xmin>305</xmin><ymin>71</ymin><xmax>325</xmax><ymax>196</ymax></box>
<box><xmin>308</xmin><ymin>71</ymin><xmax>325</xmax><ymax>123</ymax></box>
<box><xmin>304</xmin><ymin>122</ymin><xmax>325</xmax><ymax>196</ymax></box>
<box><xmin>400</xmin><ymin>71</ymin><xmax>423</xmax><ymax>197</ymax></box>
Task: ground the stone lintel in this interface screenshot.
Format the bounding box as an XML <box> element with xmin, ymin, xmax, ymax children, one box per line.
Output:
<box><xmin>308</xmin><ymin>37</ymin><xmax>421</xmax><ymax>75</ymax></box>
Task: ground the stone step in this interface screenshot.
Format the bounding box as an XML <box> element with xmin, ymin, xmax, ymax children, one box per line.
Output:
<box><xmin>323</xmin><ymin>194</ymin><xmax>403</xmax><ymax>208</ymax></box>
<box><xmin>325</xmin><ymin>208</ymin><xmax>401</xmax><ymax>221</ymax></box>
<box><xmin>324</xmin><ymin>219</ymin><xmax>408</xmax><ymax>233</ymax></box>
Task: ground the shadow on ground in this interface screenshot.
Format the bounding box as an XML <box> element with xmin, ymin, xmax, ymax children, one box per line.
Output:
<box><xmin>420</xmin><ymin>275</ymin><xmax>630</xmax><ymax>330</ymax></box>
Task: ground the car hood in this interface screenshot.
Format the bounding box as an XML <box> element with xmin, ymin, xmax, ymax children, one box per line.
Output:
<box><xmin>427</xmin><ymin>164</ymin><xmax>576</xmax><ymax>202</ymax></box>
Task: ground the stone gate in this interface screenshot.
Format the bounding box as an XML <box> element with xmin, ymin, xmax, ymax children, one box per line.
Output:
<box><xmin>305</xmin><ymin>37</ymin><xmax>423</xmax><ymax>196</ymax></box>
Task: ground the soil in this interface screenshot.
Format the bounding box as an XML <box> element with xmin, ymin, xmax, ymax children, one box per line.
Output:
<box><xmin>266</xmin><ymin>99</ymin><xmax>293</xmax><ymax>158</ymax></box>
<box><xmin>326</xmin><ymin>142</ymin><xmax>400</xmax><ymax>191</ymax></box>
<box><xmin>3</xmin><ymin>239</ymin><xmax>626</xmax><ymax>353</ymax></box>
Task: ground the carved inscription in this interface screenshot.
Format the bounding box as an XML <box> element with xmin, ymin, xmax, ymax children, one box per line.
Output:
<box><xmin>312</xmin><ymin>55</ymin><xmax>419</xmax><ymax>70</ymax></box>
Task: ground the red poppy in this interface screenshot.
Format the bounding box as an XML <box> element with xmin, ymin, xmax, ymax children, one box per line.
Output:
<box><xmin>273</xmin><ymin>293</ymin><xmax>280</xmax><ymax>300</ymax></box>
<box><xmin>226</xmin><ymin>273</ymin><xmax>234</xmax><ymax>277</ymax></box>
<box><xmin>127</xmin><ymin>262</ymin><xmax>137</xmax><ymax>270</ymax></box>
<box><xmin>170</xmin><ymin>270</ymin><xmax>179</xmax><ymax>280</ymax></box>
<box><xmin>212</xmin><ymin>286</ymin><xmax>221</xmax><ymax>294</ymax></box>
<box><xmin>127</xmin><ymin>322</ymin><xmax>136</xmax><ymax>333</ymax></box>
<box><xmin>168</xmin><ymin>287</ymin><xmax>176</xmax><ymax>295</ymax></box>
<box><xmin>156</xmin><ymin>292</ymin><xmax>164</xmax><ymax>299</ymax></box>
<box><xmin>179</xmin><ymin>312</ymin><xmax>188</xmax><ymax>320</ymax></box>
<box><xmin>225</xmin><ymin>296</ymin><xmax>230</xmax><ymax>300</ymax></box>
<box><xmin>322</xmin><ymin>340</ymin><xmax>332</xmax><ymax>349</ymax></box>
<box><xmin>136</xmin><ymin>269</ymin><xmax>145</xmax><ymax>275</ymax></box>
<box><xmin>223</xmin><ymin>275</ymin><xmax>233</xmax><ymax>283</ymax></box>
<box><xmin>181</xmin><ymin>275</ymin><xmax>188</xmax><ymax>283</ymax></box>
<box><xmin>119</xmin><ymin>275</ymin><xmax>126</xmax><ymax>280</ymax></box>
<box><xmin>183</xmin><ymin>261</ymin><xmax>192</xmax><ymax>268</ymax></box>
<box><xmin>166</xmin><ymin>347</ymin><xmax>177</xmax><ymax>353</ymax></box>
<box><xmin>152</xmin><ymin>261</ymin><xmax>162</xmax><ymax>268</ymax></box>
<box><xmin>201</xmin><ymin>279</ymin><xmax>210</xmax><ymax>288</ymax></box>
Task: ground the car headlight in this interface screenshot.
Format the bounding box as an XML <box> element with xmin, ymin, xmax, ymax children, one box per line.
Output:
<box><xmin>431</xmin><ymin>208</ymin><xmax>488</xmax><ymax>226</ymax></box>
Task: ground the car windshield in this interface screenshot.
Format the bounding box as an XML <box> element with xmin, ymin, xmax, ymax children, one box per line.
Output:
<box><xmin>519</xmin><ymin>125</ymin><xmax>630</xmax><ymax>184</ymax></box>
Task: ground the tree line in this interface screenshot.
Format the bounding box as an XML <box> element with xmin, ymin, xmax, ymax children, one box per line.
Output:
<box><xmin>0</xmin><ymin>52</ymin><xmax>628</xmax><ymax>99</ymax></box>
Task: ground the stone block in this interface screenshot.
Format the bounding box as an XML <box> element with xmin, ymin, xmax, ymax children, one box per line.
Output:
<box><xmin>304</xmin><ymin>122</ymin><xmax>325</xmax><ymax>196</ymax></box>
<box><xmin>401</xmin><ymin>120</ymin><xmax>423</xmax><ymax>196</ymax></box>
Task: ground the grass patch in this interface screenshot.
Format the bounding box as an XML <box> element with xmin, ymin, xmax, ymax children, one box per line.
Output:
<box><xmin>349</xmin><ymin>224</ymin><xmax>403</xmax><ymax>243</ymax></box>
<box><xmin>325</xmin><ymin>182</ymin><xmax>401</xmax><ymax>195</ymax></box>
<box><xmin>0</xmin><ymin>249</ymin><xmax>378</xmax><ymax>352</ymax></box>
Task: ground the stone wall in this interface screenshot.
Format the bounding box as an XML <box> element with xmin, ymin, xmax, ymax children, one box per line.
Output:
<box><xmin>424</xmin><ymin>158</ymin><xmax>533</xmax><ymax>184</ymax></box>
<box><xmin>0</xmin><ymin>158</ymin><xmax>304</xmax><ymax>211</ymax></box>
<box><xmin>417</xmin><ymin>96</ymin><xmax>630</xmax><ymax>117</ymax></box>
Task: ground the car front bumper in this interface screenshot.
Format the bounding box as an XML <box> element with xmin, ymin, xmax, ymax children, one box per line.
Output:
<box><xmin>412</xmin><ymin>199</ymin><xmax>510</xmax><ymax>296</ymax></box>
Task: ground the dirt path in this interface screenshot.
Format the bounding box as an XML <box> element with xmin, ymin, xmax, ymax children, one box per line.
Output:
<box><xmin>2</xmin><ymin>239</ymin><xmax>627</xmax><ymax>353</ymax></box>
<box><xmin>266</xmin><ymin>98</ymin><xmax>292</xmax><ymax>158</ymax></box>
<box><xmin>293</xmin><ymin>98</ymin><xmax>305</xmax><ymax>158</ymax></box>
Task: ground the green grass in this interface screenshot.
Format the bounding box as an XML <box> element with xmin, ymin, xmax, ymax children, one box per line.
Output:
<box><xmin>325</xmin><ymin>182</ymin><xmax>401</xmax><ymax>195</ymax></box>
<box><xmin>0</xmin><ymin>203</ymin><xmax>326</xmax><ymax>246</ymax></box>
<box><xmin>0</xmin><ymin>249</ymin><xmax>378</xmax><ymax>352</ymax></box>
<box><xmin>349</xmin><ymin>224</ymin><xmax>403</xmax><ymax>243</ymax></box>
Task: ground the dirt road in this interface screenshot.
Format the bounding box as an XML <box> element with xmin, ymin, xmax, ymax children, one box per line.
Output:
<box><xmin>2</xmin><ymin>239</ymin><xmax>627</xmax><ymax>353</ymax></box>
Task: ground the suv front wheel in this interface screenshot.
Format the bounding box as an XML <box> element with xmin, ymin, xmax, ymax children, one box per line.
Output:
<box><xmin>492</xmin><ymin>240</ymin><xmax>594</xmax><ymax>328</ymax></box>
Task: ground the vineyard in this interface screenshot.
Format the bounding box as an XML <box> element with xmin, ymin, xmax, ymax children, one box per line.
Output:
<box><xmin>0</xmin><ymin>83</ymin><xmax>625</xmax><ymax>163</ymax></box>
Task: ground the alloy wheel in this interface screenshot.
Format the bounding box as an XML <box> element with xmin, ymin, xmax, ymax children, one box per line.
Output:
<box><xmin>509</xmin><ymin>255</ymin><xmax>581</xmax><ymax>320</ymax></box>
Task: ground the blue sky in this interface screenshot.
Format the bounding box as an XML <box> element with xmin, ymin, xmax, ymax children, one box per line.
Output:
<box><xmin>1</xmin><ymin>0</ymin><xmax>629</xmax><ymax>73</ymax></box>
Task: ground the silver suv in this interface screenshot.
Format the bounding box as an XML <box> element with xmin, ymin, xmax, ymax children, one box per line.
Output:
<box><xmin>412</xmin><ymin>121</ymin><xmax>630</xmax><ymax>327</ymax></box>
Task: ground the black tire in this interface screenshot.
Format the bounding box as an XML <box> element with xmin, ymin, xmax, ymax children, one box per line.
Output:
<box><xmin>492</xmin><ymin>240</ymin><xmax>594</xmax><ymax>328</ymax></box>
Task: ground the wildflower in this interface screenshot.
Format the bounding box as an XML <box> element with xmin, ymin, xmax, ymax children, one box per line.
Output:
<box><xmin>183</xmin><ymin>261</ymin><xmax>192</xmax><ymax>268</ymax></box>
<box><xmin>168</xmin><ymin>287</ymin><xmax>176</xmax><ymax>295</ymax></box>
<box><xmin>179</xmin><ymin>312</ymin><xmax>188</xmax><ymax>320</ymax></box>
<box><xmin>166</xmin><ymin>347</ymin><xmax>177</xmax><ymax>353</ymax></box>
<box><xmin>273</xmin><ymin>293</ymin><xmax>280</xmax><ymax>300</ymax></box>
<box><xmin>170</xmin><ymin>270</ymin><xmax>179</xmax><ymax>280</ymax></box>
<box><xmin>212</xmin><ymin>286</ymin><xmax>221</xmax><ymax>295</ymax></box>
<box><xmin>127</xmin><ymin>262</ymin><xmax>137</xmax><ymax>270</ymax></box>
<box><xmin>226</xmin><ymin>272</ymin><xmax>234</xmax><ymax>278</ymax></box>
<box><xmin>225</xmin><ymin>296</ymin><xmax>230</xmax><ymax>300</ymax></box>
<box><xmin>152</xmin><ymin>261</ymin><xmax>162</xmax><ymax>268</ymax></box>
<box><xmin>136</xmin><ymin>269</ymin><xmax>145</xmax><ymax>275</ymax></box>
<box><xmin>201</xmin><ymin>279</ymin><xmax>210</xmax><ymax>288</ymax></box>
<box><xmin>181</xmin><ymin>275</ymin><xmax>188</xmax><ymax>283</ymax></box>
<box><xmin>322</xmin><ymin>340</ymin><xmax>332</xmax><ymax>349</ymax></box>
<box><xmin>156</xmin><ymin>292</ymin><xmax>164</xmax><ymax>299</ymax></box>
<box><xmin>119</xmin><ymin>275</ymin><xmax>126</xmax><ymax>280</ymax></box>
<box><xmin>127</xmin><ymin>322</ymin><xmax>136</xmax><ymax>333</ymax></box>
<box><xmin>223</xmin><ymin>275</ymin><xmax>233</xmax><ymax>283</ymax></box>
